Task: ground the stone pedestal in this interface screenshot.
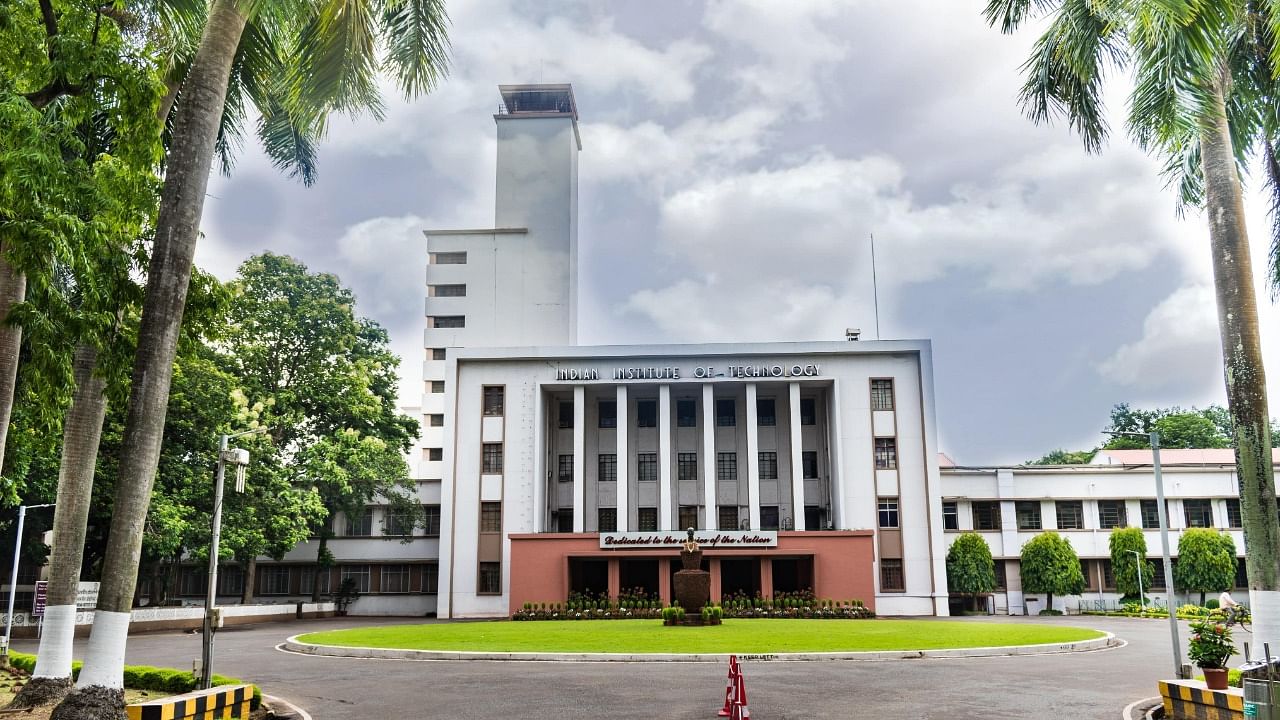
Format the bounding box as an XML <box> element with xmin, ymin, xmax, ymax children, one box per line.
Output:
<box><xmin>674</xmin><ymin>549</ymin><xmax>710</xmax><ymax>615</ymax></box>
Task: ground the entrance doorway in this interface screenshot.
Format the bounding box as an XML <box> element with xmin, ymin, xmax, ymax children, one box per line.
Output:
<box><xmin>619</xmin><ymin>559</ymin><xmax>659</xmax><ymax>599</ymax></box>
<box><xmin>719</xmin><ymin>558</ymin><xmax>760</xmax><ymax>598</ymax></box>
<box><xmin>771</xmin><ymin>557</ymin><xmax>814</xmax><ymax>595</ymax></box>
<box><xmin>569</xmin><ymin>558</ymin><xmax>608</xmax><ymax>599</ymax></box>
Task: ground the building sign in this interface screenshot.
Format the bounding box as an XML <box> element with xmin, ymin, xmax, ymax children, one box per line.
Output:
<box><xmin>599</xmin><ymin>530</ymin><xmax>778</xmax><ymax>550</ymax></box>
<box><xmin>32</xmin><ymin>581</ymin><xmax>46</xmax><ymax>617</ymax></box>
<box><xmin>555</xmin><ymin>363</ymin><xmax>822</xmax><ymax>382</ymax></box>
<box><xmin>76</xmin><ymin>582</ymin><xmax>99</xmax><ymax>610</ymax></box>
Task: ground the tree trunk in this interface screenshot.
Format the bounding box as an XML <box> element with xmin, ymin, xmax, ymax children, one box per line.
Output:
<box><xmin>241</xmin><ymin>557</ymin><xmax>256</xmax><ymax>605</ymax></box>
<box><xmin>311</xmin><ymin>534</ymin><xmax>331</xmax><ymax>603</ymax></box>
<box><xmin>0</xmin><ymin>246</ymin><xmax>26</xmax><ymax>477</ymax></box>
<box><xmin>53</xmin><ymin>2</ymin><xmax>250</xmax><ymax>716</ymax></box>
<box><xmin>1045</xmin><ymin>593</ymin><xmax>1053</xmax><ymax>615</ymax></box>
<box><xmin>1199</xmin><ymin>78</ymin><xmax>1280</xmax><ymax>647</ymax></box>
<box><xmin>9</xmin><ymin>346</ymin><xmax>107</xmax><ymax>709</ymax></box>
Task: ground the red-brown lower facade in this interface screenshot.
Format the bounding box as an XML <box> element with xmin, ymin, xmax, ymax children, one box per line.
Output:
<box><xmin>508</xmin><ymin>530</ymin><xmax>875</xmax><ymax>616</ymax></box>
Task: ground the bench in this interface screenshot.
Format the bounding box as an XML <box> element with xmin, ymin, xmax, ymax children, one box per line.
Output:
<box><xmin>126</xmin><ymin>684</ymin><xmax>255</xmax><ymax>720</ymax></box>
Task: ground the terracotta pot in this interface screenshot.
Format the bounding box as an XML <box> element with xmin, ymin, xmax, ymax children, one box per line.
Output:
<box><xmin>1202</xmin><ymin>667</ymin><xmax>1229</xmax><ymax>690</ymax></box>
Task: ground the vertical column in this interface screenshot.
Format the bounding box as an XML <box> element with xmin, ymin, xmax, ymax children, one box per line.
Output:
<box><xmin>533</xmin><ymin>388</ymin><xmax>545</xmax><ymax>532</ymax></box>
<box><xmin>745</xmin><ymin>383</ymin><xmax>761</xmax><ymax>531</ymax></box>
<box><xmin>572</xmin><ymin>385</ymin><xmax>585</xmax><ymax>533</ymax></box>
<box><xmin>658</xmin><ymin>558</ymin><xmax>672</xmax><ymax>605</ymax></box>
<box><xmin>615</xmin><ymin>385</ymin><xmax>629</xmax><ymax>532</ymax></box>
<box><xmin>607</xmin><ymin>559</ymin><xmax>620</xmax><ymax>600</ymax></box>
<box><xmin>658</xmin><ymin>384</ymin><xmax>673</xmax><ymax>531</ymax></box>
<box><xmin>702</xmin><ymin>384</ymin><xmax>716</xmax><ymax>529</ymax></box>
<box><xmin>788</xmin><ymin>382</ymin><xmax>806</xmax><ymax>531</ymax></box>
<box><xmin>829</xmin><ymin>382</ymin><xmax>846</xmax><ymax>529</ymax></box>
<box><xmin>760</xmin><ymin>558</ymin><xmax>774</xmax><ymax>600</ymax></box>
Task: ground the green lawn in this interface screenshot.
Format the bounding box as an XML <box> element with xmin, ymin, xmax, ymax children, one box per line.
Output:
<box><xmin>296</xmin><ymin>619</ymin><xmax>1105</xmax><ymax>654</ymax></box>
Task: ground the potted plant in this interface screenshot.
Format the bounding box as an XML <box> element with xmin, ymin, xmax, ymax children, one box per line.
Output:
<box><xmin>1188</xmin><ymin>619</ymin><xmax>1236</xmax><ymax>689</ymax></box>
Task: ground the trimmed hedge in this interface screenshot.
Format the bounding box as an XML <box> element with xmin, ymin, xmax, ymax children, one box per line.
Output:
<box><xmin>7</xmin><ymin>652</ymin><xmax>260</xmax><ymax>709</ymax></box>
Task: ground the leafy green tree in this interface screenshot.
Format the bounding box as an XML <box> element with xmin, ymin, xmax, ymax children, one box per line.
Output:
<box><xmin>946</xmin><ymin>533</ymin><xmax>997</xmax><ymax>611</ymax></box>
<box><xmin>1175</xmin><ymin>528</ymin><xmax>1238</xmax><ymax>606</ymax></box>
<box><xmin>1020</xmin><ymin>532</ymin><xmax>1085</xmax><ymax>613</ymax></box>
<box><xmin>1026</xmin><ymin>449</ymin><xmax>1096</xmax><ymax>465</ymax></box>
<box><xmin>1102</xmin><ymin>404</ymin><xmax>1232</xmax><ymax>449</ymax></box>
<box><xmin>1109</xmin><ymin>527</ymin><xmax>1154</xmax><ymax>602</ymax></box>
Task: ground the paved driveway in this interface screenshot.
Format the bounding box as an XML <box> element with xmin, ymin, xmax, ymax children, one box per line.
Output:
<box><xmin>14</xmin><ymin>614</ymin><xmax>1230</xmax><ymax>719</ymax></box>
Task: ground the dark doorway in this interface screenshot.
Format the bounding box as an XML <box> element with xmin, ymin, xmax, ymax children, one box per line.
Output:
<box><xmin>569</xmin><ymin>558</ymin><xmax>608</xmax><ymax>599</ymax></box>
<box><xmin>719</xmin><ymin>558</ymin><xmax>760</xmax><ymax>597</ymax></box>
<box><xmin>771</xmin><ymin>557</ymin><xmax>814</xmax><ymax>594</ymax></box>
<box><xmin>619</xmin><ymin>558</ymin><xmax>659</xmax><ymax>599</ymax></box>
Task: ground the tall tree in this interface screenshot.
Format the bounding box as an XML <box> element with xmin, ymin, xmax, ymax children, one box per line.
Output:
<box><xmin>1026</xmin><ymin>449</ymin><xmax>1097</xmax><ymax>465</ymax></box>
<box><xmin>1109</xmin><ymin>527</ymin><xmax>1154</xmax><ymax>602</ymax></box>
<box><xmin>1175</xmin><ymin>528</ymin><xmax>1238</xmax><ymax>606</ymax></box>
<box><xmin>987</xmin><ymin>0</ymin><xmax>1280</xmax><ymax>647</ymax></box>
<box><xmin>946</xmin><ymin>532</ymin><xmax>997</xmax><ymax>611</ymax></box>
<box><xmin>1020</xmin><ymin>532</ymin><xmax>1085</xmax><ymax>613</ymax></box>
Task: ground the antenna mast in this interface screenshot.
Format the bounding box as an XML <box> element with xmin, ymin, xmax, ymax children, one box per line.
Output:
<box><xmin>870</xmin><ymin>232</ymin><xmax>881</xmax><ymax>340</ymax></box>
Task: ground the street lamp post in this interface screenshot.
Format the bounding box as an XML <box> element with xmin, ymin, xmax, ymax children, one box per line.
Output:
<box><xmin>3</xmin><ymin>503</ymin><xmax>54</xmax><ymax>661</ymax></box>
<box><xmin>1129</xmin><ymin>549</ymin><xmax>1145</xmax><ymax>612</ymax></box>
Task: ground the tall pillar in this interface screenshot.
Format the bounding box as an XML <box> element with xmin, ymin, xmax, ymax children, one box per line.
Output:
<box><xmin>533</xmin><ymin>387</ymin><xmax>545</xmax><ymax>532</ymax></box>
<box><xmin>658</xmin><ymin>384</ymin><xmax>673</xmax><ymax>531</ymax></box>
<box><xmin>745</xmin><ymin>383</ymin><xmax>761</xmax><ymax>531</ymax></box>
<box><xmin>572</xmin><ymin>385</ymin><xmax>585</xmax><ymax>533</ymax></box>
<box><xmin>702</xmin><ymin>384</ymin><xmax>716</xmax><ymax>529</ymax></box>
<box><xmin>710</xmin><ymin>557</ymin><xmax>722</xmax><ymax>603</ymax></box>
<box><xmin>788</xmin><ymin>382</ymin><xmax>806</xmax><ymax>531</ymax></box>
<box><xmin>760</xmin><ymin>557</ymin><xmax>774</xmax><ymax>599</ymax></box>
<box><xmin>607</xmin><ymin>558</ymin><xmax>620</xmax><ymax>600</ymax></box>
<box><xmin>615</xmin><ymin>385</ymin><xmax>629</xmax><ymax>532</ymax></box>
<box><xmin>658</xmin><ymin>558</ymin><xmax>672</xmax><ymax>605</ymax></box>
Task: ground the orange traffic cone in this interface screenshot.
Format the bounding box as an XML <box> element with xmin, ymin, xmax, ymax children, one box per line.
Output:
<box><xmin>730</xmin><ymin>668</ymin><xmax>750</xmax><ymax>720</ymax></box>
<box><xmin>717</xmin><ymin>656</ymin><xmax>739</xmax><ymax>716</ymax></box>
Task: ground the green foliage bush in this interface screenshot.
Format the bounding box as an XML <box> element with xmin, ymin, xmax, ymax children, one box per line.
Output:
<box><xmin>1175</xmin><ymin>530</ymin><xmax>1237</xmax><ymax>606</ymax></box>
<box><xmin>946</xmin><ymin>532</ymin><xmax>996</xmax><ymax>600</ymax></box>
<box><xmin>7</xmin><ymin>653</ymin><xmax>260</xmax><ymax>709</ymax></box>
<box><xmin>1020</xmin><ymin>532</ymin><xmax>1085</xmax><ymax>609</ymax></box>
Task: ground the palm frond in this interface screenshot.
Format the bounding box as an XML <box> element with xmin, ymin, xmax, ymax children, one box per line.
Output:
<box><xmin>983</xmin><ymin>0</ymin><xmax>1058</xmax><ymax>34</ymax></box>
<box><xmin>289</xmin><ymin>0</ymin><xmax>385</xmax><ymax>121</ymax></box>
<box><xmin>256</xmin><ymin>92</ymin><xmax>320</xmax><ymax>186</ymax></box>
<box><xmin>1266</xmin><ymin>139</ymin><xmax>1280</xmax><ymax>297</ymax></box>
<box><xmin>379</xmin><ymin>0</ymin><xmax>451</xmax><ymax>98</ymax></box>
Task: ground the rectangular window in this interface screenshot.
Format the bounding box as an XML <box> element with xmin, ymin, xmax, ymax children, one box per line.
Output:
<box><xmin>556</xmin><ymin>512</ymin><xmax>573</xmax><ymax>532</ymax></box>
<box><xmin>429</xmin><ymin>315</ymin><xmax>465</xmax><ymax>329</ymax></box>
<box><xmin>179</xmin><ymin>568</ymin><xmax>207</xmax><ymax>596</ymax></box>
<box><xmin>802</xmin><ymin>451</ymin><xmax>818</xmax><ymax>479</ymax></box>
<box><xmin>260</xmin><ymin>566</ymin><xmax>290</xmax><ymax>595</ymax></box>
<box><xmin>878</xmin><ymin>498</ymin><xmax>900</xmax><ymax>528</ymax></box>
<box><xmin>558</xmin><ymin>454</ymin><xmax>574</xmax><ymax>482</ymax></box>
<box><xmin>1015</xmin><ymin>501</ymin><xmax>1042</xmax><ymax>531</ymax></box>
<box><xmin>874</xmin><ymin>438</ymin><xmax>897</xmax><ymax>470</ymax></box>
<box><xmin>430</xmin><ymin>381</ymin><xmax>445</xmax><ymax>394</ymax></box>
<box><xmin>716</xmin><ymin>399</ymin><xmax>736</xmax><ymax>427</ymax></box>
<box><xmin>345</xmin><ymin>508</ymin><xmax>373</xmax><ymax>537</ymax></box>
<box><xmin>480</xmin><ymin>502</ymin><xmax>501</xmax><ymax>533</ymax></box>
<box><xmin>761</xmin><ymin>506</ymin><xmax>780</xmax><ymax>530</ymax></box>
<box><xmin>972</xmin><ymin>501</ymin><xmax>1001</xmax><ymax>531</ymax></box>
<box><xmin>1140</xmin><ymin>499</ymin><xmax>1164</xmax><ymax>529</ymax></box>
<box><xmin>679</xmin><ymin>506</ymin><xmax>699</xmax><ymax>530</ymax></box>
<box><xmin>429</xmin><ymin>283</ymin><xmax>466</xmax><ymax>297</ymax></box>
<box><xmin>381</xmin><ymin>565</ymin><xmax>410</xmax><ymax>593</ymax></box>
<box><xmin>870</xmin><ymin>379</ymin><xmax>895</xmax><ymax>411</ymax></box>
<box><xmin>1098</xmin><ymin>500</ymin><xmax>1127</xmax><ymax>529</ymax></box>
<box><xmin>428</xmin><ymin>447</ymin><xmax>443</xmax><ymax>462</ymax></box>
<box><xmin>598</xmin><ymin>454</ymin><xmax>617</xmax><ymax>483</ymax></box>
<box><xmin>430</xmin><ymin>251</ymin><xmax>466</xmax><ymax>265</ymax></box>
<box><xmin>994</xmin><ymin>560</ymin><xmax>1007</xmax><ymax>590</ymax></box>
<box><xmin>1184</xmin><ymin>499</ymin><xmax>1214</xmax><ymax>528</ymax></box>
<box><xmin>422</xmin><ymin>505</ymin><xmax>441</xmax><ymax>536</ymax></box>
<box><xmin>478</xmin><ymin>562</ymin><xmax>501</xmax><ymax>594</ymax></box>
<box><xmin>483</xmin><ymin>386</ymin><xmax>504</xmax><ymax>416</ymax></box>
<box><xmin>429</xmin><ymin>413</ymin><xmax>444</xmax><ymax>427</ymax></box>
<box><xmin>942</xmin><ymin>501</ymin><xmax>959</xmax><ymax>530</ymax></box>
<box><xmin>431</xmin><ymin>348</ymin><xmax>447</xmax><ymax>361</ymax></box>
<box><xmin>1226</xmin><ymin>498</ymin><xmax>1242</xmax><ymax>528</ymax></box>
<box><xmin>340</xmin><ymin>565</ymin><xmax>371</xmax><ymax>594</ymax></box>
<box><xmin>1056</xmin><ymin>500</ymin><xmax>1084</xmax><ymax>530</ymax></box>
<box><xmin>718</xmin><ymin>506</ymin><xmax>739</xmax><ymax>531</ymax></box>
<box><xmin>676</xmin><ymin>399</ymin><xmax>697</xmax><ymax>427</ymax></box>
<box><xmin>638</xmin><ymin>508</ymin><xmax>658</xmax><ymax>532</ymax></box>
<box><xmin>598</xmin><ymin>401</ymin><xmax>617</xmax><ymax>428</ymax></box>
<box><xmin>1237</xmin><ymin>558</ymin><xmax>1249</xmax><ymax>589</ymax></box>
<box><xmin>1150</xmin><ymin>561</ymin><xmax>1166</xmax><ymax>589</ymax></box>
<box><xmin>756</xmin><ymin>398</ymin><xmax>776</xmax><ymax>426</ymax></box>
<box><xmin>559</xmin><ymin>401</ymin><xmax>574</xmax><ymax>429</ymax></box>
<box><xmin>800</xmin><ymin>398</ymin><xmax>816</xmax><ymax>425</ymax></box>
<box><xmin>678</xmin><ymin>453</ymin><xmax>698</xmax><ymax>482</ymax></box>
<box><xmin>637</xmin><ymin>400</ymin><xmax>658</xmax><ymax>428</ymax></box>
<box><xmin>717</xmin><ymin>452</ymin><xmax>737</xmax><ymax>481</ymax></box>
<box><xmin>217</xmin><ymin>566</ymin><xmax>244</xmax><ymax>596</ymax></box>
<box><xmin>482</xmin><ymin>443</ymin><xmax>503</xmax><ymax>473</ymax></box>
<box><xmin>638</xmin><ymin>453</ymin><xmax>658</xmax><ymax>482</ymax></box>
<box><xmin>299</xmin><ymin>567</ymin><xmax>317</xmax><ymax>596</ymax></box>
<box><xmin>880</xmin><ymin>559</ymin><xmax>905</xmax><ymax>592</ymax></box>
<box><xmin>1102</xmin><ymin>559</ymin><xmax>1115</xmax><ymax>590</ymax></box>
<box><xmin>422</xmin><ymin>563</ymin><xmax>439</xmax><ymax>594</ymax></box>
<box><xmin>598</xmin><ymin>508</ymin><xmax>617</xmax><ymax>532</ymax></box>
<box><xmin>384</xmin><ymin>508</ymin><xmax>414</xmax><ymax>536</ymax></box>
<box><xmin>758</xmin><ymin>452</ymin><xmax>778</xmax><ymax>480</ymax></box>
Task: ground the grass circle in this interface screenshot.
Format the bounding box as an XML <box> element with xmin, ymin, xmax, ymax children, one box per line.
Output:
<box><xmin>296</xmin><ymin>619</ymin><xmax>1105</xmax><ymax>655</ymax></box>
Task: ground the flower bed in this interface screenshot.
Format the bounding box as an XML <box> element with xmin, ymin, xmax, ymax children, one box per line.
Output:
<box><xmin>512</xmin><ymin>593</ymin><xmax>873</xmax><ymax>621</ymax></box>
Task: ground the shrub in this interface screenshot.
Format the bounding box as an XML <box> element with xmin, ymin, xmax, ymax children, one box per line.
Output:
<box><xmin>947</xmin><ymin>532</ymin><xmax>996</xmax><ymax>611</ymax></box>
<box><xmin>1109</xmin><ymin>527</ymin><xmax>1154</xmax><ymax>600</ymax></box>
<box><xmin>1175</xmin><ymin>529</ymin><xmax>1237</xmax><ymax>606</ymax></box>
<box><xmin>1188</xmin><ymin>619</ymin><xmax>1236</xmax><ymax>669</ymax></box>
<box><xmin>1020</xmin><ymin>532</ymin><xmax>1085</xmax><ymax>611</ymax></box>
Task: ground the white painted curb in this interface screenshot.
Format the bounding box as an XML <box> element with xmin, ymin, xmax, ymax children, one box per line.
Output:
<box><xmin>264</xmin><ymin>694</ymin><xmax>314</xmax><ymax>720</ymax></box>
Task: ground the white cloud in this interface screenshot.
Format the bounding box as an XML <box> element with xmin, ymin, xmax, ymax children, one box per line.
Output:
<box><xmin>1096</xmin><ymin>285</ymin><xmax>1222</xmax><ymax>392</ymax></box>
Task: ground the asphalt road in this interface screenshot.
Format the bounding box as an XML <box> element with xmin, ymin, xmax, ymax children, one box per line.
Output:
<box><xmin>13</xmin><ymin>614</ymin><xmax>1231</xmax><ymax>719</ymax></box>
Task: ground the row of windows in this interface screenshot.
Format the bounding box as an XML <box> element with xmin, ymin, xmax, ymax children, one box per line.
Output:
<box><xmin>585</xmin><ymin>505</ymin><xmax>807</xmax><ymax>532</ymax></box>
<box><xmin>559</xmin><ymin>398</ymin><xmax>822</xmax><ymax>429</ymax></box>
<box><xmin>428</xmin><ymin>315</ymin><xmax>465</xmax><ymax>328</ymax></box>
<box><xmin>339</xmin><ymin>506</ymin><xmax>442</xmax><ymax>537</ymax></box>
<box><xmin>177</xmin><ymin>563</ymin><xmax>440</xmax><ymax>596</ymax></box>
<box><xmin>944</xmin><ymin>498</ymin><xmax>1246</xmax><ymax>532</ymax></box>
<box><xmin>557</xmin><ymin>451</ymin><xmax>822</xmax><ymax>482</ymax></box>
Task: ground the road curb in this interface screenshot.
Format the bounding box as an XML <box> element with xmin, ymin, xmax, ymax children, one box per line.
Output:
<box><xmin>280</xmin><ymin>630</ymin><xmax>1119</xmax><ymax>663</ymax></box>
<box><xmin>1122</xmin><ymin>695</ymin><xmax>1162</xmax><ymax>720</ymax></box>
<box><xmin>264</xmin><ymin>694</ymin><xmax>314</xmax><ymax>720</ymax></box>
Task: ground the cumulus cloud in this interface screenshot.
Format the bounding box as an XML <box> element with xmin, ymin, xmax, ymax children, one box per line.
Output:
<box><xmin>1096</xmin><ymin>285</ymin><xmax>1222</xmax><ymax>392</ymax></box>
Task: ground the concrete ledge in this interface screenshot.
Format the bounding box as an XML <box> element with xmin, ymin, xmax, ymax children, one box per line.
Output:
<box><xmin>282</xmin><ymin>630</ymin><xmax>1119</xmax><ymax>663</ymax></box>
<box><xmin>1158</xmin><ymin>679</ymin><xmax>1243</xmax><ymax>720</ymax></box>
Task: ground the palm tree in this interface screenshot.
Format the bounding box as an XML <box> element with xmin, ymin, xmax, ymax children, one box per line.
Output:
<box><xmin>985</xmin><ymin>0</ymin><xmax>1280</xmax><ymax>647</ymax></box>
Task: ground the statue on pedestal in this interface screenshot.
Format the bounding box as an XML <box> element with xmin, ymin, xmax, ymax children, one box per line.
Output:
<box><xmin>673</xmin><ymin>527</ymin><xmax>710</xmax><ymax>618</ymax></box>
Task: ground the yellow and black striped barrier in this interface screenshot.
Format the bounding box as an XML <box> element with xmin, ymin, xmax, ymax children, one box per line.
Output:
<box><xmin>126</xmin><ymin>684</ymin><xmax>254</xmax><ymax>720</ymax></box>
<box><xmin>1158</xmin><ymin>679</ymin><xmax>1244</xmax><ymax>720</ymax></box>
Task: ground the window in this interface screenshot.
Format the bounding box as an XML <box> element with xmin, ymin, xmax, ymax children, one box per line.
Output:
<box><xmin>340</xmin><ymin>565</ymin><xmax>370</xmax><ymax>593</ymax></box>
<box><xmin>972</xmin><ymin>501</ymin><xmax>1001</xmax><ymax>531</ymax></box>
<box><xmin>637</xmin><ymin>400</ymin><xmax>657</xmax><ymax>428</ymax></box>
<box><xmin>431</xmin><ymin>348</ymin><xmax>447</xmax><ymax>361</ymax></box>
<box><xmin>717</xmin><ymin>452</ymin><xmax>737</xmax><ymax>481</ymax></box>
<box><xmin>384</xmin><ymin>509</ymin><xmax>414</xmax><ymax>536</ymax></box>
<box><xmin>1150</xmin><ymin>561</ymin><xmax>1166</xmax><ymax>589</ymax></box>
<box><xmin>483</xmin><ymin>387</ymin><xmax>504</xmax><ymax>416</ymax></box>
<box><xmin>556</xmin><ymin>512</ymin><xmax>573</xmax><ymax>532</ymax></box>
<box><xmin>429</xmin><ymin>315</ymin><xmax>465</xmax><ymax>328</ymax></box>
<box><xmin>422</xmin><ymin>563</ymin><xmax>439</xmax><ymax>594</ymax></box>
<box><xmin>260</xmin><ymin>566</ymin><xmax>290</xmax><ymax>596</ymax></box>
<box><xmin>942</xmin><ymin>501</ymin><xmax>959</xmax><ymax>530</ymax></box>
<box><xmin>559</xmin><ymin>401</ymin><xmax>574</xmax><ymax>429</ymax></box>
<box><xmin>428</xmin><ymin>447</ymin><xmax>443</xmax><ymax>461</ymax></box>
<box><xmin>880</xmin><ymin>559</ymin><xmax>904</xmax><ymax>591</ymax></box>
<box><xmin>638</xmin><ymin>508</ymin><xmax>658</xmax><ymax>531</ymax></box>
<box><xmin>678</xmin><ymin>453</ymin><xmax>698</xmax><ymax>482</ymax></box>
<box><xmin>381</xmin><ymin>565</ymin><xmax>411</xmax><ymax>593</ymax></box>
<box><xmin>598</xmin><ymin>508</ymin><xmax>617</xmax><ymax>532</ymax></box>
<box><xmin>431</xmin><ymin>251</ymin><xmax>466</xmax><ymax>264</ymax></box>
<box><xmin>800</xmin><ymin>398</ymin><xmax>816</xmax><ymax>425</ymax></box>
<box><xmin>215</xmin><ymin>565</ymin><xmax>243</xmax><ymax>596</ymax></box>
<box><xmin>430</xmin><ymin>381</ymin><xmax>445</xmax><ymax>393</ymax></box>
<box><xmin>1101</xmin><ymin>560</ymin><xmax>1115</xmax><ymax>590</ymax></box>
<box><xmin>1226</xmin><ymin>498</ymin><xmax>1242</xmax><ymax>528</ymax></box>
<box><xmin>874</xmin><ymin>438</ymin><xmax>897</xmax><ymax>470</ymax></box>
<box><xmin>598</xmin><ymin>401</ymin><xmax>617</xmax><ymax>428</ymax></box>
<box><xmin>870</xmin><ymin>379</ymin><xmax>895</xmax><ymax>411</ymax></box>
<box><xmin>805</xmin><ymin>506</ymin><xmax>822</xmax><ymax>530</ymax></box>
<box><xmin>878</xmin><ymin>498</ymin><xmax>900</xmax><ymax>528</ymax></box>
<box><xmin>598</xmin><ymin>454</ymin><xmax>617</xmax><ymax>483</ymax></box>
<box><xmin>478</xmin><ymin>563</ymin><xmax>501</xmax><ymax>594</ymax></box>
<box><xmin>179</xmin><ymin>568</ymin><xmax>207</xmax><ymax>596</ymax></box>
<box><xmin>718</xmin><ymin>506</ymin><xmax>739</xmax><ymax>531</ymax></box>
<box><xmin>757</xmin><ymin>398</ymin><xmax>776</xmax><ymax>426</ymax></box>
<box><xmin>422</xmin><ymin>505</ymin><xmax>441</xmax><ymax>536</ymax></box>
<box><xmin>558</xmin><ymin>454</ymin><xmax>573</xmax><ymax>482</ymax></box>
<box><xmin>1236</xmin><ymin>558</ymin><xmax>1249</xmax><ymax>589</ymax></box>
<box><xmin>1015</xmin><ymin>501</ymin><xmax>1042</xmax><ymax>531</ymax></box>
<box><xmin>429</xmin><ymin>414</ymin><xmax>444</xmax><ymax>427</ymax></box>
<box><xmin>300</xmin><ymin>567</ymin><xmax>324</xmax><ymax>596</ymax></box>
<box><xmin>482</xmin><ymin>443</ymin><xmax>503</xmax><ymax>473</ymax></box>
<box><xmin>1141</xmin><ymin>499</ymin><xmax>1165</xmax><ymax>529</ymax></box>
<box><xmin>430</xmin><ymin>283</ymin><xmax>466</xmax><ymax>297</ymax></box>
<box><xmin>677</xmin><ymin>399</ymin><xmax>697</xmax><ymax>427</ymax></box>
<box><xmin>638</xmin><ymin>453</ymin><xmax>658</xmax><ymax>482</ymax></box>
<box><xmin>716</xmin><ymin>399</ymin><xmax>736</xmax><ymax>427</ymax></box>
<box><xmin>994</xmin><ymin>560</ymin><xmax>1007</xmax><ymax>590</ymax></box>
<box><xmin>345</xmin><ymin>508</ymin><xmax>373</xmax><ymax>536</ymax></box>
<box><xmin>1056</xmin><ymin>500</ymin><xmax>1084</xmax><ymax>530</ymax></box>
<box><xmin>1098</xmin><ymin>500</ymin><xmax>1127</xmax><ymax>529</ymax></box>
<box><xmin>480</xmin><ymin>502</ymin><xmax>501</xmax><ymax>533</ymax></box>
<box><xmin>802</xmin><ymin>451</ymin><xmax>818</xmax><ymax>479</ymax></box>
<box><xmin>758</xmin><ymin>452</ymin><xmax>778</xmax><ymax>480</ymax></box>
<box><xmin>761</xmin><ymin>506</ymin><xmax>780</xmax><ymax>530</ymax></box>
<box><xmin>1184</xmin><ymin>499</ymin><xmax>1214</xmax><ymax>528</ymax></box>
<box><xmin>679</xmin><ymin>506</ymin><xmax>698</xmax><ymax>530</ymax></box>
